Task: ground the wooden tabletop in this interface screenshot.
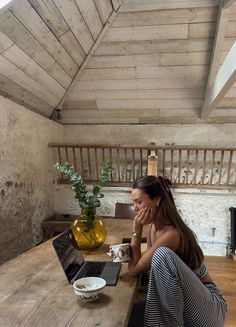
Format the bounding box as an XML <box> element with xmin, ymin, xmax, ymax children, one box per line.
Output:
<box><xmin>0</xmin><ymin>219</ymin><xmax>143</xmax><ymax>327</ymax></box>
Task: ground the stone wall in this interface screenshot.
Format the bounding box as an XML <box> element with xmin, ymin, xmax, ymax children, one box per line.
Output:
<box><xmin>0</xmin><ymin>96</ymin><xmax>63</xmax><ymax>263</ymax></box>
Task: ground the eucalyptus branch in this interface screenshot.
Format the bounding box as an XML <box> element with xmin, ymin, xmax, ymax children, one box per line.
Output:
<box><xmin>54</xmin><ymin>161</ymin><xmax>114</xmax><ymax>209</ymax></box>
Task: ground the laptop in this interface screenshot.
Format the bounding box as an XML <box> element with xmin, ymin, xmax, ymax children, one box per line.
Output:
<box><xmin>52</xmin><ymin>229</ymin><xmax>121</xmax><ymax>286</ymax></box>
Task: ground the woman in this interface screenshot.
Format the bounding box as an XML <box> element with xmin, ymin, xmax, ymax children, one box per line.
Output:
<box><xmin>128</xmin><ymin>175</ymin><xmax>227</xmax><ymax>327</ymax></box>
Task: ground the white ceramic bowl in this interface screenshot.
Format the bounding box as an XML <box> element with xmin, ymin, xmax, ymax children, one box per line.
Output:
<box><xmin>73</xmin><ymin>277</ymin><xmax>106</xmax><ymax>302</ymax></box>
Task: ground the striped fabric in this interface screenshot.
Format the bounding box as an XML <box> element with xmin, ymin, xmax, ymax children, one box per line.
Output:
<box><xmin>144</xmin><ymin>247</ymin><xmax>227</xmax><ymax>327</ymax></box>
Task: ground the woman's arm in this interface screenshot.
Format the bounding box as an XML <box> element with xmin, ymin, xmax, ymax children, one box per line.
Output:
<box><xmin>128</xmin><ymin>207</ymin><xmax>152</xmax><ymax>273</ymax></box>
<box><xmin>128</xmin><ymin>209</ymin><xmax>180</xmax><ymax>277</ymax></box>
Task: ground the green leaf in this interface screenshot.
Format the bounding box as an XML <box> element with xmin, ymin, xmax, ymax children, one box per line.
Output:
<box><xmin>54</xmin><ymin>160</ymin><xmax>114</xmax><ymax>210</ymax></box>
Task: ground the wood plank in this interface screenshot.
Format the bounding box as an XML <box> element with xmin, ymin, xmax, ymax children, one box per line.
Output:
<box><xmin>94</xmin><ymin>0</ymin><xmax>113</xmax><ymax>25</ymax></box>
<box><xmin>61</xmin><ymin>117</ymin><xmax>140</xmax><ymax>124</ymax></box>
<box><xmin>3</xmin><ymin>44</ymin><xmax>65</xmax><ymax>99</ymax></box>
<box><xmin>224</xmin><ymin>0</ymin><xmax>236</xmax><ymax>8</ymax></box>
<box><xmin>96</xmin><ymin>39</ymin><xmax>214</xmax><ymax>56</ymax></box>
<box><xmin>28</xmin><ymin>0</ymin><xmax>86</xmax><ymax>66</ymax></box>
<box><xmin>0</xmin><ymin>72</ymin><xmax>53</xmax><ymax>116</ymax></box>
<box><xmin>0</xmin><ymin>243</ymin><xmax>59</xmax><ymax>303</ymax></box>
<box><xmin>68</xmin><ymin>88</ymin><xmax>205</xmax><ymax>101</ymax></box>
<box><xmin>205</xmin><ymin>256</ymin><xmax>236</xmax><ymax>327</ymax></box>
<box><xmin>225</xmin><ymin>84</ymin><xmax>236</xmax><ymax>97</ymax></box>
<box><xmin>60</xmin><ymin>109</ymin><xmax>200</xmax><ymax>119</ymax></box>
<box><xmin>74</xmin><ymin>78</ymin><xmax>206</xmax><ymax>91</ymax></box>
<box><xmin>9</xmin><ymin>0</ymin><xmax>78</xmax><ymax>78</ymax></box>
<box><xmin>210</xmin><ymin>108</ymin><xmax>236</xmax><ymax>116</ymax></box>
<box><xmin>139</xmin><ymin>116</ymin><xmax>236</xmax><ymax>124</ymax></box>
<box><xmin>59</xmin><ymin>30</ymin><xmax>86</xmax><ymax>67</ymax></box>
<box><xmin>188</xmin><ymin>22</ymin><xmax>216</xmax><ymax>38</ymax></box>
<box><xmin>135</xmin><ymin>66</ymin><xmax>208</xmax><ymax>80</ymax></box>
<box><xmin>95</xmin><ymin>99</ymin><xmax>202</xmax><ymax>110</ymax></box>
<box><xmin>60</xmin><ymin>109</ymin><xmax>161</xmax><ymax>119</ymax></box>
<box><xmin>201</xmin><ymin>41</ymin><xmax>236</xmax><ymax>118</ymax></box>
<box><xmin>159</xmin><ymin>109</ymin><xmax>200</xmax><ymax>118</ymax></box>
<box><xmin>80</xmin><ymin>67</ymin><xmax>136</xmax><ymax>80</ymax></box>
<box><xmin>28</xmin><ymin>0</ymin><xmax>68</xmax><ymax>36</ymax></box>
<box><xmin>0</xmin><ymin>54</ymin><xmax>59</xmax><ymax>106</ymax></box>
<box><xmin>226</xmin><ymin>21</ymin><xmax>236</xmax><ymax>37</ymax></box>
<box><xmin>53</xmin><ymin>0</ymin><xmax>94</xmax><ymax>54</ymax></box>
<box><xmin>63</xmin><ymin>99</ymin><xmax>202</xmax><ymax>110</ymax></box>
<box><xmin>75</xmin><ymin>0</ymin><xmax>103</xmax><ymax>39</ymax></box>
<box><xmin>217</xmin><ymin>97</ymin><xmax>236</xmax><ymax>107</ymax></box>
<box><xmin>88</xmin><ymin>54</ymin><xmax>160</xmax><ymax>68</ymax></box>
<box><xmin>63</xmin><ymin>100</ymin><xmax>97</xmax><ymax>110</ymax></box>
<box><xmin>0</xmin><ymin>30</ymin><xmax>13</xmax><ymax>52</ymax></box>
<box><xmin>103</xmin><ymin>24</ymin><xmax>188</xmax><ymax>42</ymax></box>
<box><xmin>0</xmin><ymin>28</ymin><xmax>76</xmax><ymax>91</ymax></box>
<box><xmin>0</xmin><ymin>9</ymin><xmax>71</xmax><ymax>88</ymax></box>
<box><xmin>120</xmin><ymin>0</ymin><xmax>219</xmax><ymax>12</ymax></box>
<box><xmin>113</xmin><ymin>7</ymin><xmax>218</xmax><ymax>27</ymax></box>
<box><xmin>160</xmin><ymin>52</ymin><xmax>211</xmax><ymax>66</ymax></box>
<box><xmin>228</xmin><ymin>5</ymin><xmax>236</xmax><ymax>19</ymax></box>
<box><xmin>224</xmin><ymin>37</ymin><xmax>236</xmax><ymax>52</ymax></box>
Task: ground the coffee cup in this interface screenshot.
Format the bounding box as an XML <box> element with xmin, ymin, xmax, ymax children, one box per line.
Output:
<box><xmin>108</xmin><ymin>243</ymin><xmax>131</xmax><ymax>262</ymax></box>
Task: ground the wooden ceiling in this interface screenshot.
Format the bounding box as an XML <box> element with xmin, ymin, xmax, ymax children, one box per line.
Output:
<box><xmin>0</xmin><ymin>0</ymin><xmax>236</xmax><ymax>124</ymax></box>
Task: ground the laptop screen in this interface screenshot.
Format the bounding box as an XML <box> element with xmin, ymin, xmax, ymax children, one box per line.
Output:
<box><xmin>52</xmin><ymin>229</ymin><xmax>84</xmax><ymax>283</ymax></box>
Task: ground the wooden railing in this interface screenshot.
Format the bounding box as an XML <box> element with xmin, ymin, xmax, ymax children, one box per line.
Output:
<box><xmin>49</xmin><ymin>143</ymin><xmax>236</xmax><ymax>189</ymax></box>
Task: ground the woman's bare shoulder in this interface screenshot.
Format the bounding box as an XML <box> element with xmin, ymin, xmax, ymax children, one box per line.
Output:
<box><xmin>149</xmin><ymin>224</ymin><xmax>180</xmax><ymax>251</ymax></box>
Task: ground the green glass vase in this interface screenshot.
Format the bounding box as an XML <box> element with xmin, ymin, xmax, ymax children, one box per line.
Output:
<box><xmin>71</xmin><ymin>208</ymin><xmax>107</xmax><ymax>250</ymax></box>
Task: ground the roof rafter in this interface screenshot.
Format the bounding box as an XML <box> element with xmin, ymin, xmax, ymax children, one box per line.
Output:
<box><xmin>201</xmin><ymin>1</ymin><xmax>230</xmax><ymax>119</ymax></box>
<box><xmin>201</xmin><ymin>41</ymin><xmax>236</xmax><ymax>119</ymax></box>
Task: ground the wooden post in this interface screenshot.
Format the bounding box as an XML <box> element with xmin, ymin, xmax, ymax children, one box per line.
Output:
<box><xmin>148</xmin><ymin>150</ymin><xmax>158</xmax><ymax>176</ymax></box>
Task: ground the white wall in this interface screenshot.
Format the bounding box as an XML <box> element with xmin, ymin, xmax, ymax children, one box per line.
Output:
<box><xmin>0</xmin><ymin>96</ymin><xmax>63</xmax><ymax>263</ymax></box>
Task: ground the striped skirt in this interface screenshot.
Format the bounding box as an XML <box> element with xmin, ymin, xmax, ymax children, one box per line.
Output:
<box><xmin>128</xmin><ymin>246</ymin><xmax>227</xmax><ymax>327</ymax></box>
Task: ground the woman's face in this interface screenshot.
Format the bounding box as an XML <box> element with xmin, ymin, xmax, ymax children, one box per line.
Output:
<box><xmin>131</xmin><ymin>188</ymin><xmax>159</xmax><ymax>215</ymax></box>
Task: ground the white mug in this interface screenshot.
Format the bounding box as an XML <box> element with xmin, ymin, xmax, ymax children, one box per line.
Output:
<box><xmin>108</xmin><ymin>243</ymin><xmax>131</xmax><ymax>262</ymax></box>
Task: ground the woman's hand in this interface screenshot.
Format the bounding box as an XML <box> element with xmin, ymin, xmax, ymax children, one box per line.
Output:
<box><xmin>134</xmin><ymin>207</ymin><xmax>153</xmax><ymax>227</ymax></box>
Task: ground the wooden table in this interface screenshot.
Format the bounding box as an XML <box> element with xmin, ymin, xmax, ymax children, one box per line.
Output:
<box><xmin>0</xmin><ymin>219</ymin><xmax>143</xmax><ymax>327</ymax></box>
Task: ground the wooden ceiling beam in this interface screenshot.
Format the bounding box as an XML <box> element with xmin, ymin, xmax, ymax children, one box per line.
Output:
<box><xmin>51</xmin><ymin>2</ymin><xmax>123</xmax><ymax>120</ymax></box>
<box><xmin>201</xmin><ymin>41</ymin><xmax>236</xmax><ymax>119</ymax></box>
<box><xmin>223</xmin><ymin>0</ymin><xmax>236</xmax><ymax>8</ymax></box>
<box><xmin>111</xmin><ymin>0</ymin><xmax>123</xmax><ymax>11</ymax></box>
<box><xmin>201</xmin><ymin>1</ymin><xmax>230</xmax><ymax>119</ymax></box>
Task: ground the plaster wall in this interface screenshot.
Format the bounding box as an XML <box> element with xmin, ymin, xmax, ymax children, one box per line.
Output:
<box><xmin>0</xmin><ymin>96</ymin><xmax>63</xmax><ymax>263</ymax></box>
<box><xmin>63</xmin><ymin>124</ymin><xmax>236</xmax><ymax>147</ymax></box>
<box><xmin>55</xmin><ymin>185</ymin><xmax>235</xmax><ymax>256</ymax></box>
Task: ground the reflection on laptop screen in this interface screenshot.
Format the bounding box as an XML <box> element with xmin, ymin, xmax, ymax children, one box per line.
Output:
<box><xmin>52</xmin><ymin>230</ymin><xmax>84</xmax><ymax>282</ymax></box>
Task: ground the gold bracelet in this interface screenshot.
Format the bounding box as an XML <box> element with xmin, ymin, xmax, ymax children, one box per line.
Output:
<box><xmin>132</xmin><ymin>231</ymin><xmax>142</xmax><ymax>238</ymax></box>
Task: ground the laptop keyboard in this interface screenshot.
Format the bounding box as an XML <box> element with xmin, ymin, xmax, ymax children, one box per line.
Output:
<box><xmin>82</xmin><ymin>262</ymin><xmax>106</xmax><ymax>277</ymax></box>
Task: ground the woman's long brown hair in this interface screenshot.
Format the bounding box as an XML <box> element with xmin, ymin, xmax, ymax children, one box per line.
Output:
<box><xmin>132</xmin><ymin>175</ymin><xmax>204</xmax><ymax>270</ymax></box>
